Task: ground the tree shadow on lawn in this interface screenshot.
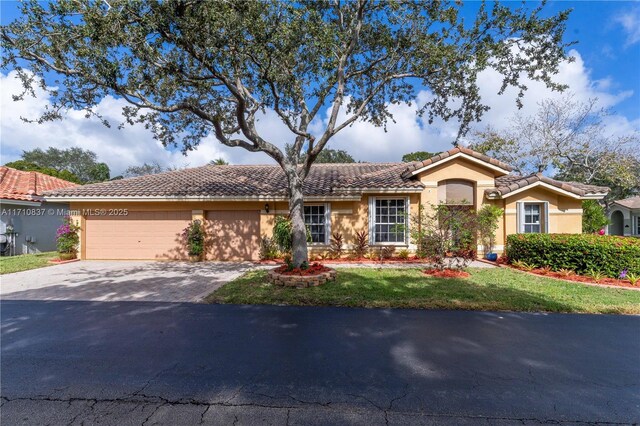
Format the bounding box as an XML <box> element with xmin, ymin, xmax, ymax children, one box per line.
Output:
<box><xmin>214</xmin><ymin>268</ymin><xmax>601</xmax><ymax>313</ymax></box>
<box><xmin>318</xmin><ymin>269</ymin><xmax>580</xmax><ymax>313</ymax></box>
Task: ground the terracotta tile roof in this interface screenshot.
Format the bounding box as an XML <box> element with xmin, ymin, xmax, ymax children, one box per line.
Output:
<box><xmin>487</xmin><ymin>173</ymin><xmax>609</xmax><ymax>198</ymax></box>
<box><xmin>44</xmin><ymin>163</ymin><xmax>423</xmax><ymax>199</ymax></box>
<box><xmin>0</xmin><ymin>166</ymin><xmax>78</xmax><ymax>202</ymax></box>
<box><xmin>614</xmin><ymin>196</ymin><xmax>640</xmax><ymax>209</ymax></box>
<box><xmin>401</xmin><ymin>147</ymin><xmax>513</xmax><ymax>178</ymax></box>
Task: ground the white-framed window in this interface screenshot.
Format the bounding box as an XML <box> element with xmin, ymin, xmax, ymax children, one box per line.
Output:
<box><xmin>635</xmin><ymin>215</ymin><xmax>640</xmax><ymax>236</ymax></box>
<box><xmin>304</xmin><ymin>204</ymin><xmax>330</xmax><ymax>244</ymax></box>
<box><xmin>517</xmin><ymin>201</ymin><xmax>548</xmax><ymax>233</ymax></box>
<box><xmin>369</xmin><ymin>197</ymin><xmax>408</xmax><ymax>245</ymax></box>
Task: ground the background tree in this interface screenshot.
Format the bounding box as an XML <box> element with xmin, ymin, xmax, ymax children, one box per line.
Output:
<box><xmin>401</xmin><ymin>151</ymin><xmax>441</xmax><ymax>163</ymax></box>
<box><xmin>286</xmin><ymin>146</ymin><xmax>355</xmax><ymax>164</ymax></box>
<box><xmin>209</xmin><ymin>158</ymin><xmax>229</xmax><ymax>165</ymax></box>
<box><xmin>3</xmin><ymin>159</ymin><xmax>82</xmax><ymax>183</ymax></box>
<box><xmin>2</xmin><ymin>1</ymin><xmax>573</xmax><ymax>266</ymax></box>
<box><xmin>123</xmin><ymin>161</ymin><xmax>165</xmax><ymax>178</ymax></box>
<box><xmin>17</xmin><ymin>147</ymin><xmax>110</xmax><ymax>183</ymax></box>
<box><xmin>467</xmin><ymin>95</ymin><xmax>640</xmax><ymax>208</ymax></box>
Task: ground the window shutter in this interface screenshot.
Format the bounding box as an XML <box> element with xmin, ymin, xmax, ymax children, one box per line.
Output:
<box><xmin>516</xmin><ymin>202</ymin><xmax>523</xmax><ymax>233</ymax></box>
<box><xmin>543</xmin><ymin>201</ymin><xmax>549</xmax><ymax>233</ymax></box>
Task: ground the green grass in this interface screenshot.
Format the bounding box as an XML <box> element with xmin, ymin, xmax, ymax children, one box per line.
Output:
<box><xmin>0</xmin><ymin>251</ymin><xmax>57</xmax><ymax>275</ymax></box>
<box><xmin>205</xmin><ymin>267</ymin><xmax>640</xmax><ymax>314</ymax></box>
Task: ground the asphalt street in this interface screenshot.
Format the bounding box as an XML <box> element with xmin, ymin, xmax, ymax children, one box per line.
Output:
<box><xmin>1</xmin><ymin>301</ymin><xmax>638</xmax><ymax>425</ymax></box>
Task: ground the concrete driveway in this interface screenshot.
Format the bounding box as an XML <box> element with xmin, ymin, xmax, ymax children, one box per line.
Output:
<box><xmin>0</xmin><ymin>261</ymin><xmax>254</xmax><ymax>302</ymax></box>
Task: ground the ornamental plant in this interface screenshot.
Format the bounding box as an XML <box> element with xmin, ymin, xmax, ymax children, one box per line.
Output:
<box><xmin>183</xmin><ymin>220</ymin><xmax>205</xmax><ymax>257</ymax></box>
<box><xmin>477</xmin><ymin>205</ymin><xmax>504</xmax><ymax>254</ymax></box>
<box><xmin>56</xmin><ymin>216</ymin><xmax>80</xmax><ymax>258</ymax></box>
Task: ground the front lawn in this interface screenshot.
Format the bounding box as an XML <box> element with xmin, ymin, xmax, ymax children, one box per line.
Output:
<box><xmin>0</xmin><ymin>251</ymin><xmax>57</xmax><ymax>275</ymax></box>
<box><xmin>205</xmin><ymin>267</ymin><xmax>640</xmax><ymax>314</ymax></box>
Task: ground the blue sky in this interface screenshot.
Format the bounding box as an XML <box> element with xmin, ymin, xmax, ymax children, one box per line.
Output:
<box><xmin>1</xmin><ymin>1</ymin><xmax>639</xmax><ymax>174</ymax></box>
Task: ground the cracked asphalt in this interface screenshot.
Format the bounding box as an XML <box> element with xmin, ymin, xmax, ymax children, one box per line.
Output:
<box><xmin>1</xmin><ymin>301</ymin><xmax>638</xmax><ymax>425</ymax></box>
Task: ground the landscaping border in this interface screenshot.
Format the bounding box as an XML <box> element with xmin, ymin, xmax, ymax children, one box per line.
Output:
<box><xmin>267</xmin><ymin>268</ymin><xmax>337</xmax><ymax>288</ymax></box>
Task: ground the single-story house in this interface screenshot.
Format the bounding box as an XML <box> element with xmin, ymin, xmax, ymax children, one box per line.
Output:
<box><xmin>608</xmin><ymin>196</ymin><xmax>640</xmax><ymax>236</ymax></box>
<box><xmin>43</xmin><ymin>147</ymin><xmax>609</xmax><ymax>261</ymax></box>
<box><xmin>0</xmin><ymin>166</ymin><xmax>78</xmax><ymax>255</ymax></box>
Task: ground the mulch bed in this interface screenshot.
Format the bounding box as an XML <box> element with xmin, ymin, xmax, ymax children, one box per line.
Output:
<box><xmin>47</xmin><ymin>258</ymin><xmax>80</xmax><ymax>265</ymax></box>
<box><xmin>272</xmin><ymin>262</ymin><xmax>333</xmax><ymax>276</ymax></box>
<box><xmin>423</xmin><ymin>268</ymin><xmax>470</xmax><ymax>279</ymax></box>
<box><xmin>260</xmin><ymin>257</ymin><xmax>429</xmax><ymax>265</ymax></box>
<box><xmin>514</xmin><ymin>267</ymin><xmax>638</xmax><ymax>289</ymax></box>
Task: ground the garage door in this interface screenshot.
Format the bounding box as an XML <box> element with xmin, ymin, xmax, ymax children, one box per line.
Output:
<box><xmin>206</xmin><ymin>210</ymin><xmax>260</xmax><ymax>261</ymax></box>
<box><xmin>85</xmin><ymin>211</ymin><xmax>191</xmax><ymax>260</ymax></box>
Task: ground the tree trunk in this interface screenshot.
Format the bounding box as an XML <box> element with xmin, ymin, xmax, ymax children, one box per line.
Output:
<box><xmin>286</xmin><ymin>169</ymin><xmax>309</xmax><ymax>267</ymax></box>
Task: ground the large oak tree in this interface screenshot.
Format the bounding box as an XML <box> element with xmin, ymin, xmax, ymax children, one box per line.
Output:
<box><xmin>2</xmin><ymin>0</ymin><xmax>572</xmax><ymax>266</ymax></box>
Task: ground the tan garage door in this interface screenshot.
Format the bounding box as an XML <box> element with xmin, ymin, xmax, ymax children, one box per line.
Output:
<box><xmin>85</xmin><ymin>211</ymin><xmax>191</xmax><ymax>260</ymax></box>
<box><xmin>206</xmin><ymin>210</ymin><xmax>260</xmax><ymax>261</ymax></box>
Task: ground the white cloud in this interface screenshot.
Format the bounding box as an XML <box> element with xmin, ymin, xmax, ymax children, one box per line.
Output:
<box><xmin>0</xmin><ymin>71</ymin><xmax>275</xmax><ymax>174</ymax></box>
<box><xmin>613</xmin><ymin>7</ymin><xmax>640</xmax><ymax>46</ymax></box>
<box><xmin>1</xmin><ymin>48</ymin><xmax>637</xmax><ymax>170</ymax></box>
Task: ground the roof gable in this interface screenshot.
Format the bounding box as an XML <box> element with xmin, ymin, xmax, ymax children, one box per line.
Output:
<box><xmin>401</xmin><ymin>147</ymin><xmax>513</xmax><ymax>179</ymax></box>
<box><xmin>486</xmin><ymin>174</ymin><xmax>609</xmax><ymax>200</ymax></box>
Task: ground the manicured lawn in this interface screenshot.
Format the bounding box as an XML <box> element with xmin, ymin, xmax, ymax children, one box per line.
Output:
<box><xmin>205</xmin><ymin>267</ymin><xmax>640</xmax><ymax>314</ymax></box>
<box><xmin>0</xmin><ymin>252</ymin><xmax>57</xmax><ymax>275</ymax></box>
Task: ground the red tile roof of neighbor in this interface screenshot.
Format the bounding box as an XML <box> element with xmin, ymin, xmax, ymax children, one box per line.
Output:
<box><xmin>614</xmin><ymin>196</ymin><xmax>640</xmax><ymax>209</ymax></box>
<box><xmin>0</xmin><ymin>166</ymin><xmax>78</xmax><ymax>202</ymax></box>
<box><xmin>42</xmin><ymin>147</ymin><xmax>609</xmax><ymax>200</ymax></box>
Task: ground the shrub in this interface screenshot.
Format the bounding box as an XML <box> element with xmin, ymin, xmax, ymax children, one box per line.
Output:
<box><xmin>56</xmin><ymin>216</ymin><xmax>80</xmax><ymax>257</ymax></box>
<box><xmin>329</xmin><ymin>233</ymin><xmax>344</xmax><ymax>258</ymax></box>
<box><xmin>272</xmin><ymin>216</ymin><xmax>293</xmax><ymax>253</ymax></box>
<box><xmin>506</xmin><ymin>233</ymin><xmax>640</xmax><ymax>278</ymax></box>
<box><xmin>183</xmin><ymin>220</ymin><xmax>205</xmax><ymax>256</ymax></box>
<box><xmin>627</xmin><ymin>273</ymin><xmax>639</xmax><ymax>286</ymax></box>
<box><xmin>397</xmin><ymin>249</ymin><xmax>410</xmax><ymax>259</ymax></box>
<box><xmin>582</xmin><ymin>200</ymin><xmax>609</xmax><ymax>234</ymax></box>
<box><xmin>259</xmin><ymin>237</ymin><xmax>279</xmax><ymax>260</ymax></box>
<box><xmin>410</xmin><ymin>203</ymin><xmax>479</xmax><ymax>270</ymax></box>
<box><xmin>272</xmin><ymin>216</ymin><xmax>311</xmax><ymax>254</ymax></box>
<box><xmin>353</xmin><ymin>230</ymin><xmax>369</xmax><ymax>258</ymax></box>
<box><xmin>477</xmin><ymin>204</ymin><xmax>503</xmax><ymax>254</ymax></box>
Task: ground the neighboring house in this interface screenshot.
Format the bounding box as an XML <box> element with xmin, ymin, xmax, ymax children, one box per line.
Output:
<box><xmin>43</xmin><ymin>147</ymin><xmax>608</xmax><ymax>261</ymax></box>
<box><xmin>608</xmin><ymin>196</ymin><xmax>640</xmax><ymax>237</ymax></box>
<box><xmin>0</xmin><ymin>166</ymin><xmax>79</xmax><ymax>255</ymax></box>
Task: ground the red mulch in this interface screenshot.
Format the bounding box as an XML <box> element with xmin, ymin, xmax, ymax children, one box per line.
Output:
<box><xmin>273</xmin><ymin>263</ymin><xmax>333</xmax><ymax>276</ymax></box>
<box><xmin>260</xmin><ymin>256</ymin><xmax>429</xmax><ymax>265</ymax></box>
<box><xmin>513</xmin><ymin>267</ymin><xmax>638</xmax><ymax>289</ymax></box>
<box><xmin>423</xmin><ymin>268</ymin><xmax>470</xmax><ymax>278</ymax></box>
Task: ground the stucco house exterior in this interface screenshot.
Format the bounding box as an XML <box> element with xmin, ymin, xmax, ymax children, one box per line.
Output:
<box><xmin>608</xmin><ymin>196</ymin><xmax>640</xmax><ymax>237</ymax></box>
<box><xmin>43</xmin><ymin>147</ymin><xmax>608</xmax><ymax>261</ymax></box>
<box><xmin>0</xmin><ymin>166</ymin><xmax>78</xmax><ymax>255</ymax></box>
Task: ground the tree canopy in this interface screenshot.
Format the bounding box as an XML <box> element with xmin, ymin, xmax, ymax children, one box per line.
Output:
<box><xmin>22</xmin><ymin>147</ymin><xmax>109</xmax><ymax>183</ymax></box>
<box><xmin>467</xmin><ymin>95</ymin><xmax>640</xmax><ymax>207</ymax></box>
<box><xmin>3</xmin><ymin>159</ymin><xmax>81</xmax><ymax>183</ymax></box>
<box><xmin>2</xmin><ymin>0</ymin><xmax>573</xmax><ymax>266</ymax></box>
<box><xmin>5</xmin><ymin>147</ymin><xmax>110</xmax><ymax>183</ymax></box>
<box><xmin>286</xmin><ymin>147</ymin><xmax>355</xmax><ymax>164</ymax></box>
<box><xmin>123</xmin><ymin>161</ymin><xmax>165</xmax><ymax>177</ymax></box>
<box><xmin>401</xmin><ymin>151</ymin><xmax>441</xmax><ymax>163</ymax></box>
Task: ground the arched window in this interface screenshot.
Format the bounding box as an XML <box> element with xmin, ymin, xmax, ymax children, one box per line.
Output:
<box><xmin>437</xmin><ymin>179</ymin><xmax>474</xmax><ymax>205</ymax></box>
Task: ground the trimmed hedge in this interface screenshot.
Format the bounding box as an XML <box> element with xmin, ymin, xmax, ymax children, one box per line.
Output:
<box><xmin>506</xmin><ymin>234</ymin><xmax>640</xmax><ymax>278</ymax></box>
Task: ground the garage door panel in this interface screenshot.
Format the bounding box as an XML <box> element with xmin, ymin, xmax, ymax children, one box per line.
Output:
<box><xmin>206</xmin><ymin>210</ymin><xmax>260</xmax><ymax>261</ymax></box>
<box><xmin>85</xmin><ymin>211</ymin><xmax>191</xmax><ymax>260</ymax></box>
